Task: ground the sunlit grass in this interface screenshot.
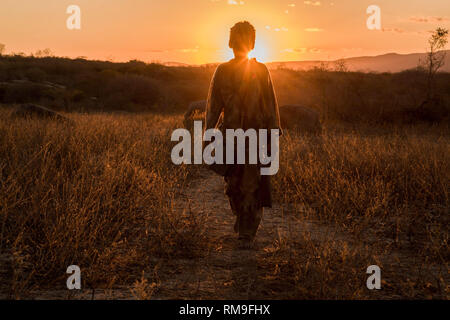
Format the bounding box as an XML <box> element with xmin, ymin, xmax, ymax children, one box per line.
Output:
<box><xmin>0</xmin><ymin>107</ymin><xmax>448</xmax><ymax>299</ymax></box>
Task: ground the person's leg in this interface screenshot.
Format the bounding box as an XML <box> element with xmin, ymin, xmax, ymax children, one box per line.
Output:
<box><xmin>228</xmin><ymin>197</ymin><xmax>240</xmax><ymax>233</ymax></box>
<box><xmin>238</xmin><ymin>206</ymin><xmax>262</xmax><ymax>249</ymax></box>
<box><xmin>237</xmin><ymin>209</ymin><xmax>252</xmax><ymax>241</ymax></box>
<box><xmin>225</xmin><ymin>165</ymin><xmax>262</xmax><ymax>246</ymax></box>
<box><xmin>224</xmin><ymin>166</ymin><xmax>244</xmax><ymax>234</ymax></box>
<box><xmin>250</xmin><ymin>207</ymin><xmax>263</xmax><ymax>239</ymax></box>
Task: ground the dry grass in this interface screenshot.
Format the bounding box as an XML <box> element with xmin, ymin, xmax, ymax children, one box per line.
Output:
<box><xmin>270</xmin><ymin>125</ymin><xmax>449</xmax><ymax>298</ymax></box>
<box><xmin>0</xmin><ymin>106</ymin><xmax>448</xmax><ymax>299</ymax></box>
<box><xmin>0</xmin><ymin>108</ymin><xmax>206</xmax><ymax>298</ymax></box>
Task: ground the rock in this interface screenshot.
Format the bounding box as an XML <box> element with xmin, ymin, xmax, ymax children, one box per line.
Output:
<box><xmin>184</xmin><ymin>100</ymin><xmax>207</xmax><ymax>129</ymax></box>
<box><xmin>279</xmin><ymin>105</ymin><xmax>322</xmax><ymax>133</ymax></box>
<box><xmin>10</xmin><ymin>104</ymin><xmax>73</xmax><ymax>124</ymax></box>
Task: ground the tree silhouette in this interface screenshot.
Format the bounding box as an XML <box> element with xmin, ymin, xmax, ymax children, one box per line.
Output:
<box><xmin>420</xmin><ymin>27</ymin><xmax>448</xmax><ymax>101</ymax></box>
<box><xmin>34</xmin><ymin>48</ymin><xmax>53</xmax><ymax>57</ymax></box>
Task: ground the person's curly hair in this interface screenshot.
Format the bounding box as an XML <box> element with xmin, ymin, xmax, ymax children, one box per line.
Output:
<box><xmin>229</xmin><ymin>21</ymin><xmax>256</xmax><ymax>51</ymax></box>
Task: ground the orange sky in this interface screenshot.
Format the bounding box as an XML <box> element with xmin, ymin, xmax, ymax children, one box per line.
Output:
<box><xmin>0</xmin><ymin>0</ymin><xmax>449</xmax><ymax>64</ymax></box>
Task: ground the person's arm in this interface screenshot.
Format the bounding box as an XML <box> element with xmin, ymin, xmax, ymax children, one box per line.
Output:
<box><xmin>205</xmin><ymin>66</ymin><xmax>224</xmax><ymax>130</ymax></box>
<box><xmin>266</xmin><ymin>69</ymin><xmax>283</xmax><ymax>136</ymax></box>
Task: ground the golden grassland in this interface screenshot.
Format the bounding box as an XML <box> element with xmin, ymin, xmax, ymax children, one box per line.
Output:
<box><xmin>0</xmin><ymin>109</ymin><xmax>205</xmax><ymax>298</ymax></box>
<box><xmin>271</xmin><ymin>124</ymin><xmax>449</xmax><ymax>298</ymax></box>
<box><xmin>0</xmin><ymin>107</ymin><xmax>448</xmax><ymax>299</ymax></box>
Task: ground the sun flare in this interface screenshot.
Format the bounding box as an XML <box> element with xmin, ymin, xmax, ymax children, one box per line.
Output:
<box><xmin>224</xmin><ymin>37</ymin><xmax>269</xmax><ymax>62</ymax></box>
<box><xmin>248</xmin><ymin>40</ymin><xmax>269</xmax><ymax>62</ymax></box>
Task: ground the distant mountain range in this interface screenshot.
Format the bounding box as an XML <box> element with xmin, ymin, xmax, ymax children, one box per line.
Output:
<box><xmin>267</xmin><ymin>50</ymin><xmax>450</xmax><ymax>73</ymax></box>
<box><xmin>162</xmin><ymin>50</ymin><xmax>450</xmax><ymax>73</ymax></box>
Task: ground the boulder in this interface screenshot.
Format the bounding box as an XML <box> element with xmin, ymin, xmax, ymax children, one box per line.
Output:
<box><xmin>11</xmin><ymin>104</ymin><xmax>72</xmax><ymax>124</ymax></box>
<box><xmin>183</xmin><ymin>100</ymin><xmax>206</xmax><ymax>129</ymax></box>
<box><xmin>279</xmin><ymin>105</ymin><xmax>322</xmax><ymax>133</ymax></box>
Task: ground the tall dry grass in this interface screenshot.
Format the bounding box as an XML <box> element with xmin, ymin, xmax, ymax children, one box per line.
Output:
<box><xmin>270</xmin><ymin>125</ymin><xmax>449</xmax><ymax>298</ymax></box>
<box><xmin>0</xmin><ymin>106</ymin><xmax>448</xmax><ymax>299</ymax></box>
<box><xmin>0</xmin><ymin>108</ymin><xmax>205</xmax><ymax>298</ymax></box>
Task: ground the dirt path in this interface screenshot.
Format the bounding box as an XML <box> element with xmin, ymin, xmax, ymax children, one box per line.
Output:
<box><xmin>154</xmin><ymin>167</ymin><xmax>343</xmax><ymax>299</ymax></box>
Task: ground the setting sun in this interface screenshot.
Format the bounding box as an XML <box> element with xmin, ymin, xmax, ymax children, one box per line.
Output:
<box><xmin>225</xmin><ymin>36</ymin><xmax>270</xmax><ymax>62</ymax></box>
<box><xmin>248</xmin><ymin>38</ymin><xmax>270</xmax><ymax>62</ymax></box>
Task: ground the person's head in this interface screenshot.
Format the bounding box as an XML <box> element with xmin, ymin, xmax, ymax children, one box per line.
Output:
<box><xmin>229</xmin><ymin>21</ymin><xmax>256</xmax><ymax>58</ymax></box>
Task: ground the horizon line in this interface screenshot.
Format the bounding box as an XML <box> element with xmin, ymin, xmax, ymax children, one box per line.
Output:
<box><xmin>2</xmin><ymin>49</ymin><xmax>449</xmax><ymax>66</ymax></box>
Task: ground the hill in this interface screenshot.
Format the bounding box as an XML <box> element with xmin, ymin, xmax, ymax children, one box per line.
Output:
<box><xmin>0</xmin><ymin>54</ymin><xmax>449</xmax><ymax>123</ymax></box>
<box><xmin>267</xmin><ymin>50</ymin><xmax>450</xmax><ymax>73</ymax></box>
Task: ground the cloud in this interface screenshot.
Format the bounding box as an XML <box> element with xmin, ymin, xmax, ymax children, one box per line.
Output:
<box><xmin>304</xmin><ymin>27</ymin><xmax>323</xmax><ymax>32</ymax></box>
<box><xmin>265</xmin><ymin>25</ymin><xmax>289</xmax><ymax>32</ymax></box>
<box><xmin>178</xmin><ymin>46</ymin><xmax>200</xmax><ymax>53</ymax></box>
<box><xmin>288</xmin><ymin>4</ymin><xmax>296</xmax><ymax>7</ymax></box>
<box><xmin>228</xmin><ymin>0</ymin><xmax>244</xmax><ymax>5</ymax></box>
<box><xmin>147</xmin><ymin>46</ymin><xmax>200</xmax><ymax>54</ymax></box>
<box><xmin>381</xmin><ymin>27</ymin><xmax>428</xmax><ymax>35</ymax></box>
<box><xmin>409</xmin><ymin>16</ymin><xmax>450</xmax><ymax>23</ymax></box>
<box><xmin>282</xmin><ymin>47</ymin><xmax>322</xmax><ymax>54</ymax></box>
<box><xmin>382</xmin><ymin>27</ymin><xmax>406</xmax><ymax>34</ymax></box>
<box><xmin>304</xmin><ymin>1</ymin><xmax>321</xmax><ymax>6</ymax></box>
<box><xmin>308</xmin><ymin>48</ymin><xmax>322</xmax><ymax>53</ymax></box>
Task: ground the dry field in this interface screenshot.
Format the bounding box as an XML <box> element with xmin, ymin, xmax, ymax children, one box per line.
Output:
<box><xmin>0</xmin><ymin>107</ymin><xmax>448</xmax><ymax>299</ymax></box>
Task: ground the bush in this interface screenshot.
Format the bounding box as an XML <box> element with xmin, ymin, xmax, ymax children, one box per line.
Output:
<box><xmin>102</xmin><ymin>74</ymin><xmax>161</xmax><ymax>111</ymax></box>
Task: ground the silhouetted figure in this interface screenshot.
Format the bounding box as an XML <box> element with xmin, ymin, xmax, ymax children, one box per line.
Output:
<box><xmin>205</xmin><ymin>21</ymin><xmax>282</xmax><ymax>249</ymax></box>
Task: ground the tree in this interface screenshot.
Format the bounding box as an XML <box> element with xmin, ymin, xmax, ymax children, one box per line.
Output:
<box><xmin>0</xmin><ymin>43</ymin><xmax>5</xmax><ymax>56</ymax></box>
<box><xmin>334</xmin><ymin>59</ymin><xmax>349</xmax><ymax>72</ymax></box>
<box><xmin>34</xmin><ymin>48</ymin><xmax>53</xmax><ymax>57</ymax></box>
<box><xmin>419</xmin><ymin>27</ymin><xmax>448</xmax><ymax>101</ymax></box>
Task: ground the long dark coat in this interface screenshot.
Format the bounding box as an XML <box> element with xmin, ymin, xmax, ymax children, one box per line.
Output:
<box><xmin>204</xmin><ymin>57</ymin><xmax>282</xmax><ymax>209</ymax></box>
